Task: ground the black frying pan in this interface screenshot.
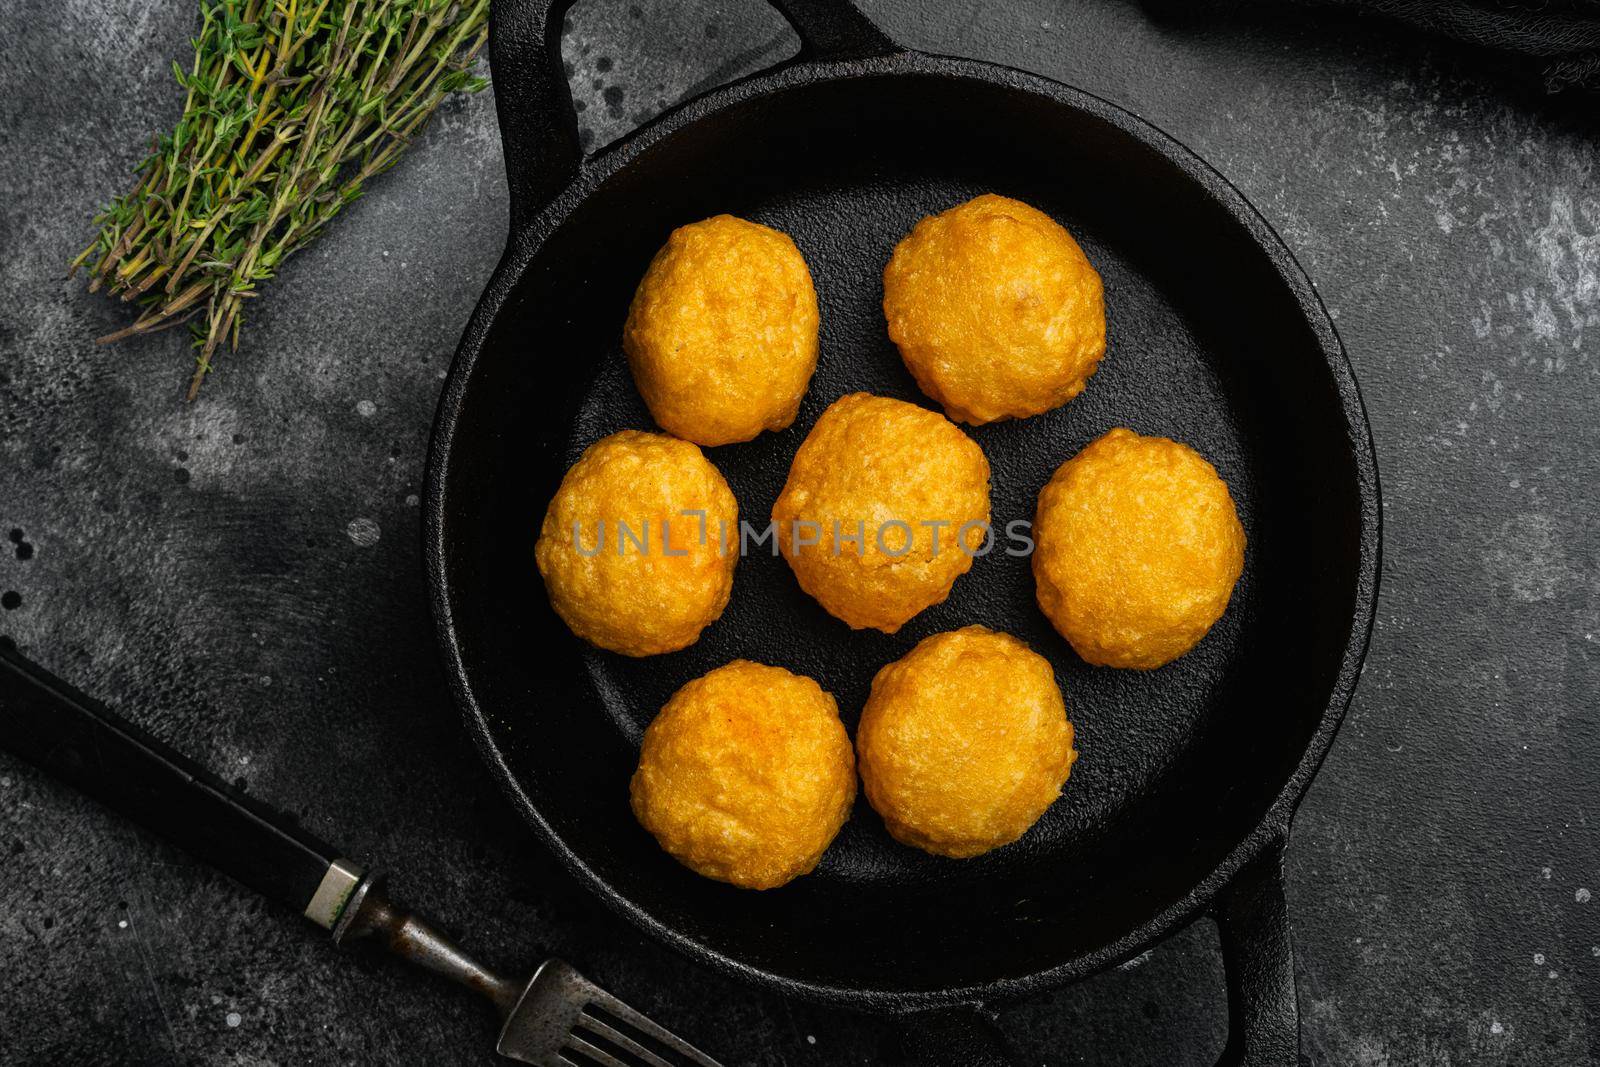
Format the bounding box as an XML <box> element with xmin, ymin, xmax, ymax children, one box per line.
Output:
<box><xmin>425</xmin><ymin>0</ymin><xmax>1382</xmax><ymax>1063</ymax></box>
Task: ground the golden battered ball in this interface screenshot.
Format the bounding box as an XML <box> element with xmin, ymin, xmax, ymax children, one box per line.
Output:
<box><xmin>1033</xmin><ymin>428</ymin><xmax>1245</xmax><ymax>669</ymax></box>
<box><xmin>535</xmin><ymin>430</ymin><xmax>737</xmax><ymax>657</ymax></box>
<box><xmin>772</xmin><ymin>393</ymin><xmax>990</xmax><ymax>633</ymax></box>
<box><xmin>883</xmin><ymin>193</ymin><xmax>1106</xmax><ymax>425</ymax></box>
<box><xmin>623</xmin><ymin>215</ymin><xmax>820</xmax><ymax>446</ymax></box>
<box><xmin>630</xmin><ymin>660</ymin><xmax>856</xmax><ymax>889</ymax></box>
<box><xmin>856</xmin><ymin>626</ymin><xmax>1077</xmax><ymax>858</ymax></box>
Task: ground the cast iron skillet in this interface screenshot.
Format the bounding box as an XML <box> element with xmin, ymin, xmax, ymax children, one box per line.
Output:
<box><xmin>424</xmin><ymin>1</ymin><xmax>1382</xmax><ymax>1062</ymax></box>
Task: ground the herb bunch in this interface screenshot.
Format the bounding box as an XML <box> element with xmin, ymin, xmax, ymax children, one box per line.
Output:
<box><xmin>71</xmin><ymin>0</ymin><xmax>490</xmax><ymax>399</ymax></box>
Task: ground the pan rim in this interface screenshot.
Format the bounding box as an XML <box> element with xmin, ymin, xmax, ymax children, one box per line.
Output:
<box><xmin>424</xmin><ymin>50</ymin><xmax>1383</xmax><ymax>1011</ymax></box>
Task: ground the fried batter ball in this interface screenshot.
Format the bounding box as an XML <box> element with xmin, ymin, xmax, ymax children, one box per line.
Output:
<box><xmin>630</xmin><ymin>660</ymin><xmax>856</xmax><ymax>889</ymax></box>
<box><xmin>1033</xmin><ymin>428</ymin><xmax>1245</xmax><ymax>669</ymax></box>
<box><xmin>856</xmin><ymin>626</ymin><xmax>1077</xmax><ymax>858</ymax></box>
<box><xmin>772</xmin><ymin>393</ymin><xmax>991</xmax><ymax>633</ymax></box>
<box><xmin>535</xmin><ymin>430</ymin><xmax>738</xmax><ymax>657</ymax></box>
<box><xmin>883</xmin><ymin>193</ymin><xmax>1106</xmax><ymax>425</ymax></box>
<box><xmin>623</xmin><ymin>214</ymin><xmax>820</xmax><ymax>446</ymax></box>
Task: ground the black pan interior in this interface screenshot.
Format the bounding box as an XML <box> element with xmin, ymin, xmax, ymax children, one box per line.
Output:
<box><xmin>436</xmin><ymin>69</ymin><xmax>1366</xmax><ymax>997</ymax></box>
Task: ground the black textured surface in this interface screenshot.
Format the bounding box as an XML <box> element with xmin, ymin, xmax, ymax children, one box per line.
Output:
<box><xmin>1</xmin><ymin>1</ymin><xmax>1597</xmax><ymax>1065</ymax></box>
<box><xmin>1141</xmin><ymin>0</ymin><xmax>1600</xmax><ymax>92</ymax></box>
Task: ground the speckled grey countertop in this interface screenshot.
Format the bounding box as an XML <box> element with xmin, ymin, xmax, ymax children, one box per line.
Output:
<box><xmin>1</xmin><ymin>1</ymin><xmax>1597</xmax><ymax>1064</ymax></box>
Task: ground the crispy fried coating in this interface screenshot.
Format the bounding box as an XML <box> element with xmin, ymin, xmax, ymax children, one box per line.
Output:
<box><xmin>856</xmin><ymin>626</ymin><xmax>1077</xmax><ymax>858</ymax></box>
<box><xmin>630</xmin><ymin>660</ymin><xmax>856</xmax><ymax>889</ymax></box>
<box><xmin>1032</xmin><ymin>428</ymin><xmax>1245</xmax><ymax>669</ymax></box>
<box><xmin>771</xmin><ymin>393</ymin><xmax>991</xmax><ymax>633</ymax></box>
<box><xmin>883</xmin><ymin>194</ymin><xmax>1105</xmax><ymax>425</ymax></box>
<box><xmin>535</xmin><ymin>430</ymin><xmax>738</xmax><ymax>657</ymax></box>
<box><xmin>624</xmin><ymin>215</ymin><xmax>819</xmax><ymax>446</ymax></box>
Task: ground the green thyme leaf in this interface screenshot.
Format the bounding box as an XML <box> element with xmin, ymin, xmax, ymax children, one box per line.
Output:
<box><xmin>73</xmin><ymin>0</ymin><xmax>491</xmax><ymax>399</ymax></box>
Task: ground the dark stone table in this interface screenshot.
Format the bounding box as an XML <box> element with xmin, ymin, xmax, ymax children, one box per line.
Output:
<box><xmin>2</xmin><ymin>1</ymin><xmax>1596</xmax><ymax>1063</ymax></box>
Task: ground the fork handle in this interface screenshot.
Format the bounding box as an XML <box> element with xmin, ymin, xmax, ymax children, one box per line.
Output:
<box><xmin>0</xmin><ymin>645</ymin><xmax>363</xmax><ymax>929</ymax></box>
<box><xmin>332</xmin><ymin>873</ymin><xmax>523</xmax><ymax>1015</ymax></box>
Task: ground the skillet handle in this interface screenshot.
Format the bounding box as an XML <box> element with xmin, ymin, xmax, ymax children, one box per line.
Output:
<box><xmin>1214</xmin><ymin>836</ymin><xmax>1300</xmax><ymax>1066</ymax></box>
<box><xmin>888</xmin><ymin>838</ymin><xmax>1299</xmax><ymax>1066</ymax></box>
<box><xmin>489</xmin><ymin>0</ymin><xmax>583</xmax><ymax>230</ymax></box>
<box><xmin>768</xmin><ymin>0</ymin><xmax>900</xmax><ymax>61</ymax></box>
<box><xmin>489</xmin><ymin>0</ymin><xmax>899</xmax><ymax>227</ymax></box>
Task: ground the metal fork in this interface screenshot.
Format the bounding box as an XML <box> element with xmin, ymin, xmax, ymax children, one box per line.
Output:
<box><xmin>0</xmin><ymin>649</ymin><xmax>722</xmax><ymax>1067</ymax></box>
<box><xmin>332</xmin><ymin>873</ymin><xmax>724</xmax><ymax>1067</ymax></box>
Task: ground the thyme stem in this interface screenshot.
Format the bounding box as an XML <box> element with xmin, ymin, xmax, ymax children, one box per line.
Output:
<box><xmin>74</xmin><ymin>0</ymin><xmax>491</xmax><ymax>399</ymax></box>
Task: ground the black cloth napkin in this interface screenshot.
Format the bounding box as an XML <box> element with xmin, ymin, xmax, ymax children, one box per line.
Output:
<box><xmin>1143</xmin><ymin>0</ymin><xmax>1600</xmax><ymax>91</ymax></box>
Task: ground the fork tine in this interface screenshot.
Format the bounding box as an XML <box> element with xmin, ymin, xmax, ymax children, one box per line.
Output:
<box><xmin>576</xmin><ymin>1012</ymin><xmax>675</xmax><ymax>1067</ymax></box>
<box><xmin>563</xmin><ymin>1034</ymin><xmax>631</xmax><ymax>1067</ymax></box>
<box><xmin>583</xmin><ymin>986</ymin><xmax>724</xmax><ymax>1067</ymax></box>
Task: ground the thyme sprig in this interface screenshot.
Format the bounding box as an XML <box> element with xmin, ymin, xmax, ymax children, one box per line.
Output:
<box><xmin>71</xmin><ymin>0</ymin><xmax>490</xmax><ymax>399</ymax></box>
